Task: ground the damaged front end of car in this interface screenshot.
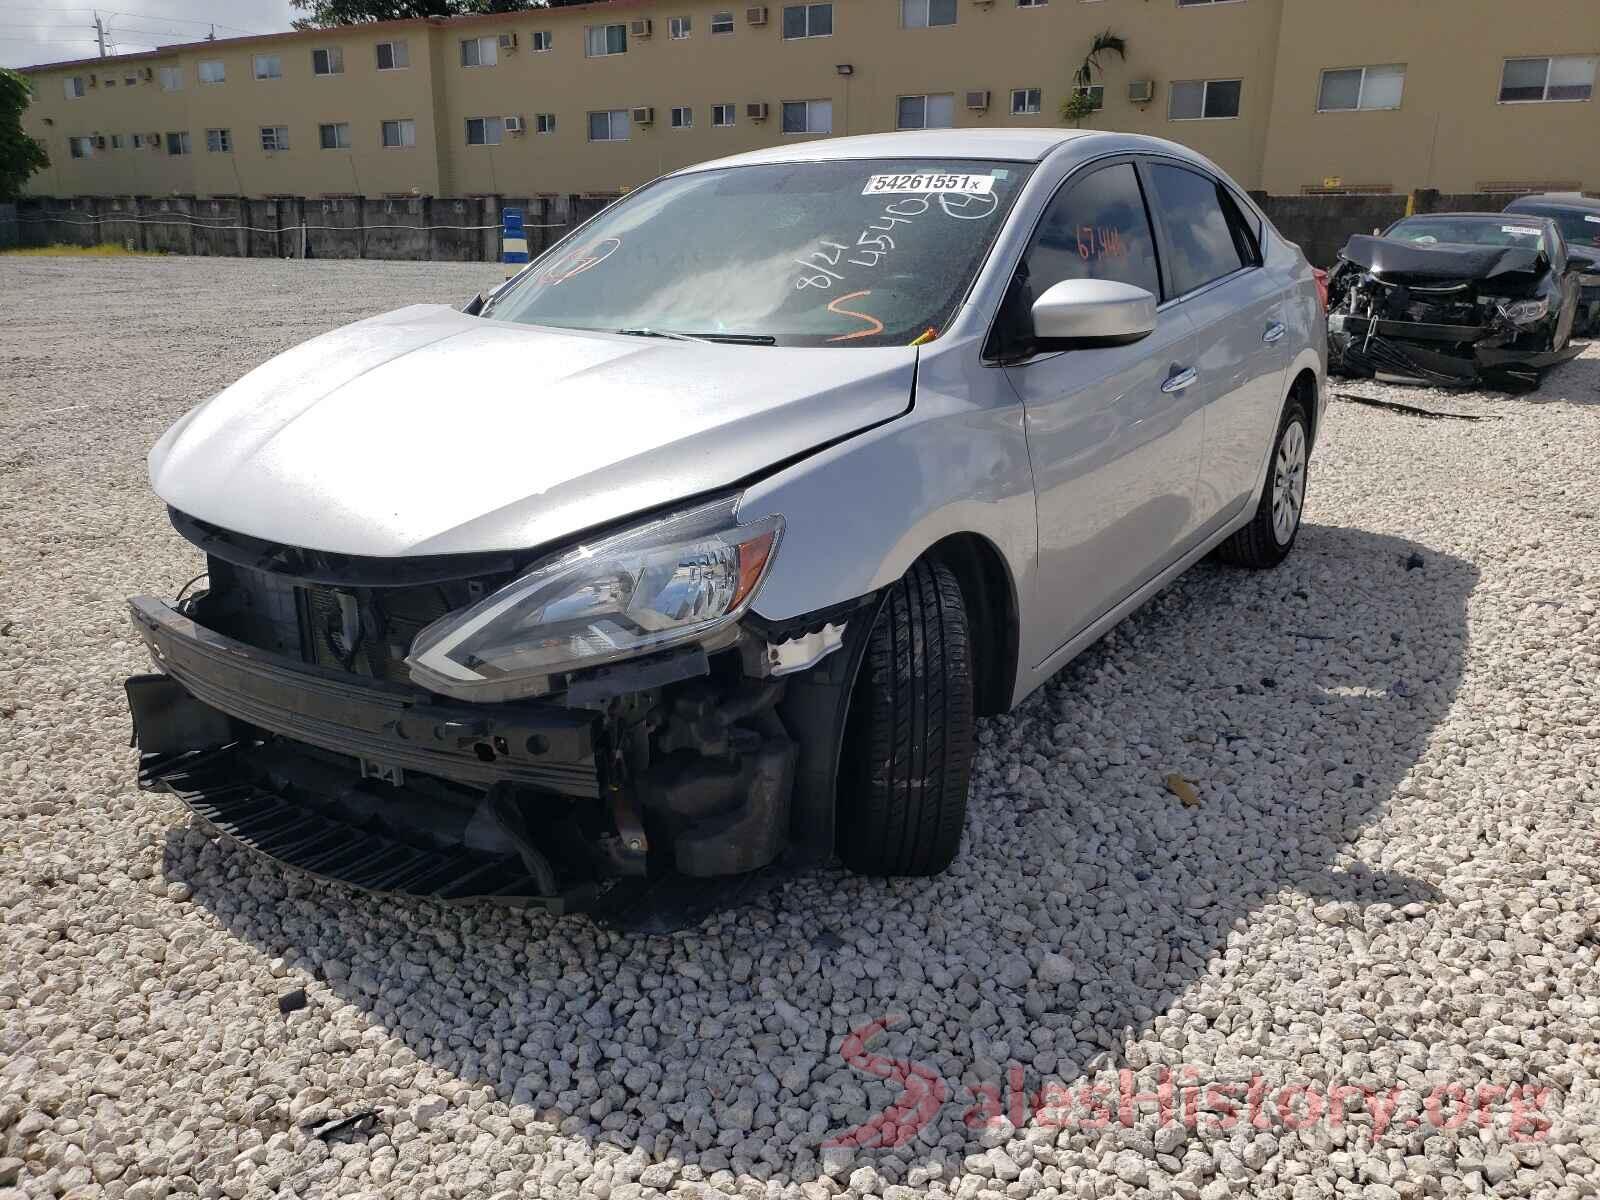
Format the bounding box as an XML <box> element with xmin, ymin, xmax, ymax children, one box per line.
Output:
<box><xmin>1326</xmin><ymin>234</ymin><xmax>1580</xmax><ymax>392</ymax></box>
<box><xmin>128</xmin><ymin>502</ymin><xmax>871</xmax><ymax>920</ymax></box>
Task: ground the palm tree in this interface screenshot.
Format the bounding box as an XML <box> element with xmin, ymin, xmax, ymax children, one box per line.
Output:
<box><xmin>1076</xmin><ymin>30</ymin><xmax>1128</xmax><ymax>91</ymax></box>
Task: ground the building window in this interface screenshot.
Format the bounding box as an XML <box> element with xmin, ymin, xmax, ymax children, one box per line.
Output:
<box><xmin>466</xmin><ymin>116</ymin><xmax>504</xmax><ymax>145</ymax></box>
<box><xmin>260</xmin><ymin>125</ymin><xmax>289</xmax><ymax>151</ymax></box>
<box><xmin>312</xmin><ymin>47</ymin><xmax>344</xmax><ymax>76</ymax></box>
<box><xmin>783</xmin><ymin>3</ymin><xmax>832</xmax><ymax>38</ymax></box>
<box><xmin>460</xmin><ymin>37</ymin><xmax>498</xmax><ymax>67</ymax></box>
<box><xmin>198</xmin><ymin>59</ymin><xmax>225</xmax><ymax>84</ymax></box>
<box><xmin>132</xmin><ymin>133</ymin><xmax>145</xmax><ymax>148</ymax></box>
<box><xmin>1010</xmin><ymin>87</ymin><xmax>1041</xmax><ymax>115</ymax></box>
<box><xmin>159</xmin><ymin>66</ymin><xmax>183</xmax><ymax>91</ymax></box>
<box><xmin>1176</xmin><ymin>0</ymin><xmax>1243</xmax><ymax>5</ymax></box>
<box><xmin>69</xmin><ymin>136</ymin><xmax>93</xmax><ymax>158</ymax></box>
<box><xmin>712</xmin><ymin>102</ymin><xmax>736</xmax><ymax>126</ymax></box>
<box><xmin>1016</xmin><ymin>0</ymin><xmax>1047</xmax><ymax>7</ymax></box>
<box><xmin>205</xmin><ymin>127</ymin><xmax>231</xmax><ymax>152</ymax></box>
<box><xmin>319</xmin><ymin>122</ymin><xmax>352</xmax><ymax>149</ymax></box>
<box><xmin>64</xmin><ymin>76</ymin><xmax>86</xmax><ymax>99</ymax></box>
<box><xmin>110</xmin><ymin>133</ymin><xmax>124</xmax><ymax>149</ymax></box>
<box><xmin>588</xmin><ymin>109</ymin><xmax>631</xmax><ymax>141</ymax></box>
<box><xmin>166</xmin><ymin>131</ymin><xmax>191</xmax><ymax>155</ymax></box>
<box><xmin>901</xmin><ymin>0</ymin><xmax>956</xmax><ymax>26</ymax></box>
<box><xmin>254</xmin><ymin>54</ymin><xmax>282</xmax><ymax>80</ymax></box>
<box><xmin>532</xmin><ymin>30</ymin><xmax>552</xmax><ymax>51</ymax></box>
<box><xmin>1169</xmin><ymin>78</ymin><xmax>1241</xmax><ymax>119</ymax></box>
<box><xmin>535</xmin><ymin>112</ymin><xmax>556</xmax><ymax>133</ymax></box>
<box><xmin>896</xmin><ymin>93</ymin><xmax>954</xmax><ymax>128</ymax></box>
<box><xmin>1317</xmin><ymin>64</ymin><xmax>1405</xmax><ymax>112</ymax></box>
<box><xmin>671</xmin><ymin>105</ymin><xmax>693</xmax><ymax>128</ymax></box>
<box><xmin>670</xmin><ymin>15</ymin><xmax>691</xmax><ymax>38</ymax></box>
<box><xmin>781</xmin><ymin>98</ymin><xmax>832</xmax><ymax>133</ymax></box>
<box><xmin>1499</xmin><ymin>55</ymin><xmax>1596</xmax><ymax>103</ymax></box>
<box><xmin>376</xmin><ymin>40</ymin><xmax>409</xmax><ymax>69</ymax></box>
<box><xmin>1071</xmin><ymin>84</ymin><xmax>1104</xmax><ymax>110</ymax></box>
<box><xmin>711</xmin><ymin>10</ymin><xmax>735</xmax><ymax>34</ymax></box>
<box><xmin>585</xmin><ymin>24</ymin><xmax>627</xmax><ymax>56</ymax></box>
<box><xmin>381</xmin><ymin>118</ymin><xmax>416</xmax><ymax>147</ymax></box>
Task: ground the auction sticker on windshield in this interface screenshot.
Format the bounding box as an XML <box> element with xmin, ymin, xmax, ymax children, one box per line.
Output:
<box><xmin>863</xmin><ymin>173</ymin><xmax>995</xmax><ymax>196</ymax></box>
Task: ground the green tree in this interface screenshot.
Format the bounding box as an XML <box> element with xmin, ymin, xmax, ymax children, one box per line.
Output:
<box><xmin>290</xmin><ymin>0</ymin><xmax>587</xmax><ymax>26</ymax></box>
<box><xmin>0</xmin><ymin>69</ymin><xmax>49</xmax><ymax>201</ymax></box>
<box><xmin>1059</xmin><ymin>31</ymin><xmax>1126</xmax><ymax>126</ymax></box>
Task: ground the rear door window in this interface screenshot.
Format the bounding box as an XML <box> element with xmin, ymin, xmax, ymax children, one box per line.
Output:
<box><xmin>1020</xmin><ymin>161</ymin><xmax>1162</xmax><ymax>299</ymax></box>
<box><xmin>1145</xmin><ymin>162</ymin><xmax>1249</xmax><ymax>296</ymax></box>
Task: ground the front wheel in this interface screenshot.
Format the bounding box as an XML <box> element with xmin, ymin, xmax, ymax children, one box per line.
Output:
<box><xmin>1216</xmin><ymin>395</ymin><xmax>1310</xmax><ymax>569</ymax></box>
<box><xmin>836</xmin><ymin>558</ymin><xmax>974</xmax><ymax>876</ymax></box>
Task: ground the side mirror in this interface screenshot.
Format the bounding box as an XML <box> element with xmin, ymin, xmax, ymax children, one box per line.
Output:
<box><xmin>1031</xmin><ymin>278</ymin><xmax>1158</xmax><ymax>349</ymax></box>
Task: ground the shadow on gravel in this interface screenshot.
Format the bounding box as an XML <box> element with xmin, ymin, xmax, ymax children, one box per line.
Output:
<box><xmin>167</xmin><ymin>524</ymin><xmax>1476</xmax><ymax>1187</ymax></box>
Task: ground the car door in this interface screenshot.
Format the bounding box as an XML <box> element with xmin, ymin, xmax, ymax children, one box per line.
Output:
<box><xmin>999</xmin><ymin>159</ymin><xmax>1204</xmax><ymax>656</ymax></box>
<box><xmin>1142</xmin><ymin>161</ymin><xmax>1289</xmax><ymax>531</ymax></box>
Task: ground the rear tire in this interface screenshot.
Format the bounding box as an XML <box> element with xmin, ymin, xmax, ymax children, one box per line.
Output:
<box><xmin>836</xmin><ymin>559</ymin><xmax>974</xmax><ymax>877</ymax></box>
<box><xmin>1216</xmin><ymin>394</ymin><xmax>1311</xmax><ymax>569</ymax></box>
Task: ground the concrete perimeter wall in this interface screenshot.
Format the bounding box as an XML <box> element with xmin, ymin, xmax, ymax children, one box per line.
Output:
<box><xmin>0</xmin><ymin>203</ymin><xmax>16</xmax><ymax>249</ymax></box>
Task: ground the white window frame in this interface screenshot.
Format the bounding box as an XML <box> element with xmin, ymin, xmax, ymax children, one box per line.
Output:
<box><xmin>1071</xmin><ymin>83</ymin><xmax>1104</xmax><ymax>110</ymax></box>
<box><xmin>253</xmin><ymin>54</ymin><xmax>282</xmax><ymax>80</ymax></box>
<box><xmin>1016</xmin><ymin>0</ymin><xmax>1047</xmax><ymax>8</ymax></box>
<box><xmin>1176</xmin><ymin>0</ymin><xmax>1244</xmax><ymax>5</ymax></box>
<box><xmin>381</xmin><ymin>118</ymin><xmax>416</xmax><ymax>148</ymax></box>
<box><xmin>585</xmin><ymin>24</ymin><xmax>628</xmax><ymax>57</ymax></box>
<box><xmin>1010</xmin><ymin>87</ymin><xmax>1041</xmax><ymax>115</ymax></box>
<box><xmin>376</xmin><ymin>40</ymin><xmax>409</xmax><ymax>70</ymax></box>
<box><xmin>466</xmin><ymin>116</ymin><xmax>504</xmax><ymax>146</ymax></box>
<box><xmin>670</xmin><ymin>15</ymin><xmax>692</xmax><ymax>38</ymax></box>
<box><xmin>319</xmin><ymin>122</ymin><xmax>352</xmax><ymax>149</ymax></box>
<box><xmin>132</xmin><ymin>133</ymin><xmax>145</xmax><ymax>148</ymax></box>
<box><xmin>69</xmin><ymin>135</ymin><xmax>93</xmax><ymax>158</ymax></box>
<box><xmin>712</xmin><ymin>103</ymin><xmax>736</xmax><ymax>127</ymax></box>
<box><xmin>311</xmin><ymin>47</ymin><xmax>344</xmax><ymax>76</ymax></box>
<box><xmin>166</xmin><ymin>130</ymin><xmax>191</xmax><ymax>155</ymax></box>
<box><xmin>587</xmin><ymin>109</ymin><xmax>631</xmax><ymax>141</ymax></box>
<box><xmin>198</xmin><ymin>59</ymin><xmax>225</xmax><ymax>84</ymax></box>
<box><xmin>64</xmin><ymin>76</ymin><xmax>86</xmax><ymax>99</ymax></box>
<box><xmin>782</xmin><ymin>3</ymin><xmax>832</xmax><ymax>39</ymax></box>
<box><xmin>532</xmin><ymin>30</ymin><xmax>553</xmax><ymax>51</ymax></box>
<box><xmin>159</xmin><ymin>66</ymin><xmax>183</xmax><ymax>92</ymax></box>
<box><xmin>1168</xmin><ymin>78</ymin><xmax>1242</xmax><ymax>120</ymax></box>
<box><xmin>670</xmin><ymin>105</ymin><xmax>693</xmax><ymax>129</ymax></box>
<box><xmin>781</xmin><ymin>98</ymin><xmax>833</xmax><ymax>134</ymax></box>
<box><xmin>1316</xmin><ymin>64</ymin><xmax>1405</xmax><ymax>112</ymax></box>
<box><xmin>205</xmin><ymin>127</ymin><xmax>231</xmax><ymax>153</ymax></box>
<box><xmin>535</xmin><ymin>112</ymin><xmax>556</xmax><ymax>133</ymax></box>
<box><xmin>711</xmin><ymin>10</ymin><xmax>735</xmax><ymax>34</ymax></box>
<box><xmin>461</xmin><ymin>37</ymin><xmax>498</xmax><ymax>68</ymax></box>
<box><xmin>260</xmin><ymin>125</ymin><xmax>289</xmax><ymax>152</ymax></box>
<box><xmin>110</xmin><ymin>133</ymin><xmax>124</xmax><ymax>149</ymax></box>
<box><xmin>901</xmin><ymin>0</ymin><xmax>956</xmax><ymax>27</ymax></box>
<box><xmin>1498</xmin><ymin>55</ymin><xmax>1596</xmax><ymax>103</ymax></box>
<box><xmin>896</xmin><ymin>93</ymin><xmax>954</xmax><ymax>129</ymax></box>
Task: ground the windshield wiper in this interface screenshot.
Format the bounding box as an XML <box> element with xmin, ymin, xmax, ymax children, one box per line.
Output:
<box><xmin>616</xmin><ymin>328</ymin><xmax>776</xmax><ymax>346</ymax></box>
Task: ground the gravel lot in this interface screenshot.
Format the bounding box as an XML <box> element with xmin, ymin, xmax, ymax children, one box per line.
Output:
<box><xmin>2</xmin><ymin>256</ymin><xmax>1598</xmax><ymax>1200</ymax></box>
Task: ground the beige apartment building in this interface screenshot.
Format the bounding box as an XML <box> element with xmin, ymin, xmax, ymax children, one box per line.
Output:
<box><xmin>16</xmin><ymin>0</ymin><xmax>1600</xmax><ymax>204</ymax></box>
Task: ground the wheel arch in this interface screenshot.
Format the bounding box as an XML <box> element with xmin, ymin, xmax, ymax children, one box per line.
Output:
<box><xmin>924</xmin><ymin>531</ymin><xmax>1020</xmax><ymax>719</ymax></box>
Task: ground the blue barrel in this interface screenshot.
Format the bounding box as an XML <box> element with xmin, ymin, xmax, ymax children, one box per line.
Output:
<box><xmin>501</xmin><ymin>207</ymin><xmax>529</xmax><ymax>278</ymax></box>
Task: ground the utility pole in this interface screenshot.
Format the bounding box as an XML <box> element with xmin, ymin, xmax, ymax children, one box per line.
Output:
<box><xmin>92</xmin><ymin>11</ymin><xmax>107</xmax><ymax>57</ymax></box>
<box><xmin>207</xmin><ymin>24</ymin><xmax>216</xmax><ymax>40</ymax></box>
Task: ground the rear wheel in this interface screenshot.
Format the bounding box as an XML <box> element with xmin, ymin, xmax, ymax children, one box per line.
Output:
<box><xmin>836</xmin><ymin>559</ymin><xmax>974</xmax><ymax>876</ymax></box>
<box><xmin>1216</xmin><ymin>394</ymin><xmax>1310</xmax><ymax>568</ymax></box>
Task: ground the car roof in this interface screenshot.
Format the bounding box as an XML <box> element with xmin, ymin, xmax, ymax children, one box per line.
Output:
<box><xmin>674</xmin><ymin>128</ymin><xmax>1094</xmax><ymax>173</ymax></box>
<box><xmin>1504</xmin><ymin>192</ymin><xmax>1600</xmax><ymax>213</ymax></box>
<box><xmin>1396</xmin><ymin>212</ymin><xmax>1556</xmax><ymax>227</ymax></box>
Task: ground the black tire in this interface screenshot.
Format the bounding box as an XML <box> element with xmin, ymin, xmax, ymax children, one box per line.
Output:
<box><xmin>836</xmin><ymin>558</ymin><xmax>974</xmax><ymax>876</ymax></box>
<box><xmin>1216</xmin><ymin>393</ymin><xmax>1311</xmax><ymax>569</ymax></box>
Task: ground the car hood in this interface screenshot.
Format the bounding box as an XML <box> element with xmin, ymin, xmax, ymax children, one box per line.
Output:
<box><xmin>1337</xmin><ymin>235</ymin><xmax>1547</xmax><ymax>285</ymax></box>
<box><xmin>149</xmin><ymin>304</ymin><xmax>916</xmax><ymax>557</ymax></box>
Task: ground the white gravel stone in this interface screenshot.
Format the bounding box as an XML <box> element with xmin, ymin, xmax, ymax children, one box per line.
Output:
<box><xmin>2</xmin><ymin>258</ymin><xmax>1598</xmax><ymax>1200</ymax></box>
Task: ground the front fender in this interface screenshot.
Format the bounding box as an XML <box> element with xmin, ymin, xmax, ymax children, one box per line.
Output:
<box><xmin>736</xmin><ymin>336</ymin><xmax>1037</xmax><ymax>681</ymax></box>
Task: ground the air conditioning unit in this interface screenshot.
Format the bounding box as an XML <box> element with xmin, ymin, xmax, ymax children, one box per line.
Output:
<box><xmin>504</xmin><ymin>115</ymin><xmax>525</xmax><ymax>133</ymax></box>
<box><xmin>746</xmin><ymin>101</ymin><xmax>769</xmax><ymax>121</ymax></box>
<box><xmin>1127</xmin><ymin>79</ymin><xmax>1155</xmax><ymax>104</ymax></box>
<box><xmin>631</xmin><ymin>105</ymin><xmax>655</xmax><ymax>125</ymax></box>
<box><xmin>629</xmin><ymin>18</ymin><xmax>652</xmax><ymax>37</ymax></box>
<box><xmin>965</xmin><ymin>90</ymin><xmax>990</xmax><ymax>111</ymax></box>
<box><xmin>746</xmin><ymin>6</ymin><xmax>768</xmax><ymax>25</ymax></box>
<box><xmin>497</xmin><ymin>32</ymin><xmax>517</xmax><ymax>50</ymax></box>
<box><xmin>140</xmin><ymin>67</ymin><xmax>153</xmax><ymax>81</ymax></box>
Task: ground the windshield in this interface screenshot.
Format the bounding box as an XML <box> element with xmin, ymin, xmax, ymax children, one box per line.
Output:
<box><xmin>1386</xmin><ymin>216</ymin><xmax>1547</xmax><ymax>253</ymax></box>
<box><xmin>483</xmin><ymin>158</ymin><xmax>1032</xmax><ymax>347</ymax></box>
<box><xmin>1509</xmin><ymin>206</ymin><xmax>1600</xmax><ymax>248</ymax></box>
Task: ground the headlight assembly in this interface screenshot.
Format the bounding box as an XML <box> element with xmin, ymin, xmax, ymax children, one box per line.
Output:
<box><xmin>1500</xmin><ymin>298</ymin><xmax>1550</xmax><ymax>325</ymax></box>
<box><xmin>406</xmin><ymin>498</ymin><xmax>781</xmax><ymax>702</ymax></box>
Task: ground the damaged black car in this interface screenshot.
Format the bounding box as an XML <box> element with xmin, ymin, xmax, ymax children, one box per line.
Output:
<box><xmin>1327</xmin><ymin>212</ymin><xmax>1593</xmax><ymax>391</ymax></box>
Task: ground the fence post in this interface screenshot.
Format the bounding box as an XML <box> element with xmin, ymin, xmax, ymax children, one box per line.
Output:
<box><xmin>482</xmin><ymin>194</ymin><xmax>500</xmax><ymax>263</ymax></box>
<box><xmin>356</xmin><ymin>196</ymin><xmax>367</xmax><ymax>259</ymax></box>
<box><xmin>133</xmin><ymin>196</ymin><xmax>148</xmax><ymax>253</ymax></box>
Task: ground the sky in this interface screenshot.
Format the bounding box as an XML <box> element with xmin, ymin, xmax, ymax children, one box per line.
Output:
<box><xmin>1</xmin><ymin>0</ymin><xmax>298</xmax><ymax>69</ymax></box>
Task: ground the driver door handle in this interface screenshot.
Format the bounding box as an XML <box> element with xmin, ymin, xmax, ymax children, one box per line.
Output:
<box><xmin>1160</xmin><ymin>366</ymin><xmax>1198</xmax><ymax>394</ymax></box>
<box><xmin>1263</xmin><ymin>321</ymin><xmax>1287</xmax><ymax>344</ymax></box>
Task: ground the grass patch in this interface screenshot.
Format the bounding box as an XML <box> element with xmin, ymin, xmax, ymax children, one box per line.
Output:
<box><xmin>2</xmin><ymin>242</ymin><xmax>162</xmax><ymax>257</ymax></box>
